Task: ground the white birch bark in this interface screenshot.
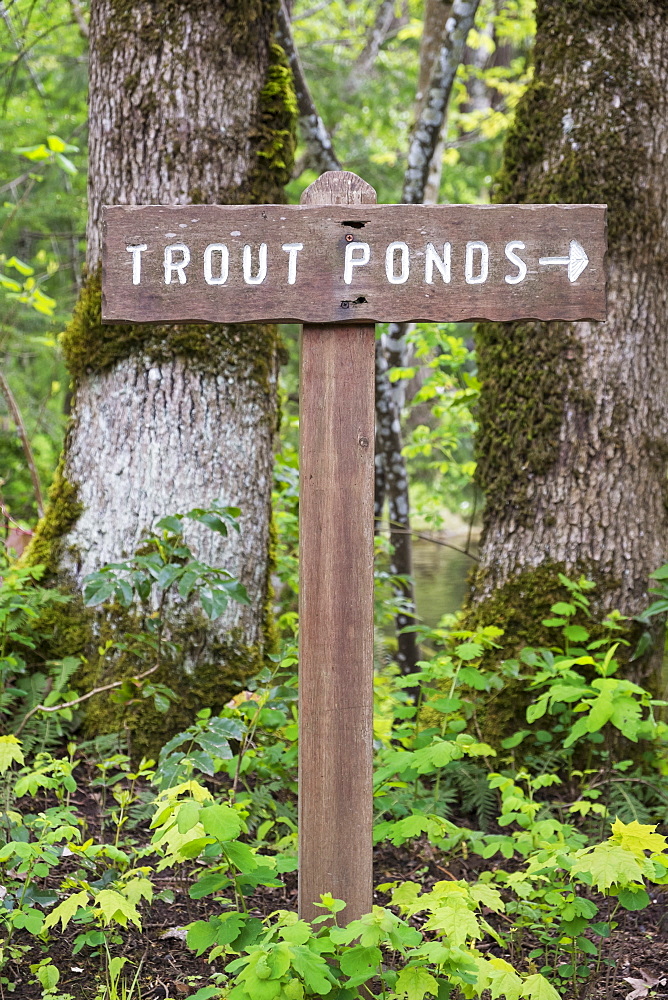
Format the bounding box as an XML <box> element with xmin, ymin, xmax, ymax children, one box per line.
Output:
<box><xmin>402</xmin><ymin>0</ymin><xmax>481</xmax><ymax>205</ymax></box>
<box><xmin>276</xmin><ymin>0</ymin><xmax>341</xmax><ymax>174</ymax></box>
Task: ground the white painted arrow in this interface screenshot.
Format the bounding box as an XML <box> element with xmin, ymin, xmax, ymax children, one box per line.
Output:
<box><xmin>539</xmin><ymin>239</ymin><xmax>589</xmax><ymax>282</ymax></box>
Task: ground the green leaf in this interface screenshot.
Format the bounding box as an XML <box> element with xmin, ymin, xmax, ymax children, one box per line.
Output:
<box><xmin>610</xmin><ymin>818</ymin><xmax>668</xmax><ymax>855</ymax></box>
<box><xmin>395</xmin><ymin>966</ymin><xmax>439</xmax><ymax>1000</ymax></box>
<box><xmin>13</xmin><ymin>143</ymin><xmax>51</xmax><ymax>161</ymax></box>
<box><xmin>563</xmin><ymin>715</ymin><xmax>590</xmax><ymax>748</ymax></box>
<box><xmin>487</xmin><ymin>959</ymin><xmax>522</xmax><ymax>1000</ymax></box>
<box><xmin>156</xmin><ymin>515</ymin><xmax>184</xmax><ymax>534</ymax></box>
<box><xmin>520</xmin><ymin>974</ymin><xmax>561</xmax><ymax>1000</ymax></box>
<box><xmin>563</xmin><ymin>624</ymin><xmax>590</xmax><ymax>642</ymax></box>
<box><xmin>6</xmin><ymin>256</ymin><xmax>33</xmax><ymax>275</ymax></box>
<box><xmin>454</xmin><ymin>641</ymin><xmax>483</xmax><ymax>661</ymax></box>
<box><xmin>187</xmin><ymin>919</ymin><xmax>218</xmax><ymax>955</ymax></box>
<box><xmin>12</xmin><ymin>906</ymin><xmax>44</xmax><ymax>934</ymax></box>
<box><xmin>178</xmin><ymin>569</ymin><xmax>200</xmax><ymax>598</ymax></box>
<box><xmin>290</xmin><ymin>945</ymin><xmax>334</xmax><ymax>994</ymax></box>
<box><xmin>425</xmin><ymin>901</ymin><xmax>479</xmax><ymax>945</ymax></box>
<box><xmin>157</xmin><ymin>564</ymin><xmax>183</xmax><ymax>590</ymax></box>
<box><xmin>279</xmin><ymin>921</ymin><xmax>311</xmax><ymax>945</ymax></box>
<box><xmin>94</xmin><ymin>889</ymin><xmax>142</xmax><ymax>928</ymax></box>
<box><xmin>410</xmin><ymin>738</ymin><xmax>461</xmax><ymax>774</ymax></box>
<box><xmin>190</xmin><ymin>872</ymin><xmax>232</xmax><ymax>899</ymax></box>
<box><xmin>200</xmin><ymin>803</ymin><xmax>243</xmax><ymax>841</ymax></box>
<box><xmin>44</xmin><ymin>890</ymin><xmax>89</xmax><ymax>931</ymax></box>
<box><xmin>192</xmin><ymin>512</ymin><xmax>230</xmax><ymax>535</ymax></box>
<box><xmin>54</xmin><ymin>151</ymin><xmax>77</xmax><ymax>174</ymax></box>
<box><xmin>571</xmin><ymin>844</ymin><xmax>645</xmax><ymax>891</ymax></box>
<box><xmin>551</xmin><ymin>602</ymin><xmax>577</xmax><ymax>616</ymax></box>
<box><xmin>198</xmin><ymin>715</ymin><xmax>244</xmax><ymax>749</ymax></box>
<box><xmin>340</xmin><ymin>944</ymin><xmax>381</xmax><ymax>983</ymax></box>
<box><xmin>47</xmin><ymin>134</ymin><xmax>78</xmax><ymax>153</ymax></box>
<box><xmin>36</xmin><ymin>963</ymin><xmax>60</xmax><ymax>991</ymax></box>
<box><xmin>585</xmin><ymin>694</ymin><xmax>614</xmax><ymax>732</ymax></box>
<box><xmin>0</xmin><ymin>735</ymin><xmax>24</xmax><ymax>774</ymax></box>
<box><xmin>177</xmin><ymin>799</ymin><xmax>201</xmax><ymax>834</ymax></box>
<box><xmin>200</xmin><ymin>585</ymin><xmax>228</xmax><ymax>620</ymax></box>
<box><xmin>501</xmin><ymin>731</ymin><xmax>530</xmax><ymax>749</ymax></box>
<box><xmin>115</xmin><ymin>578</ymin><xmax>134</xmax><ymax>606</ymax></box>
<box><xmin>224</xmin><ymin>839</ymin><xmax>259</xmax><ymax>873</ymax></box>
<box><xmin>108</xmin><ymin>956</ymin><xmax>128</xmax><ymax>983</ymax></box>
<box><xmin>576</xmin><ymin>937</ymin><xmax>599</xmax><ymax>955</ymax></box>
<box><xmin>221</xmin><ymin>579</ymin><xmax>250</xmax><ymax>605</ymax></box>
<box><xmin>617</xmin><ymin>887</ymin><xmax>650</xmax><ymax>910</ymax></box>
<box><xmin>0</xmin><ymin>274</ymin><xmax>22</xmax><ymax>291</ymax></box>
<box><xmin>458</xmin><ymin>667</ymin><xmax>490</xmax><ymax>690</ymax></box>
<box><xmin>83</xmin><ymin>580</ymin><xmax>117</xmax><ymax>607</ymax></box>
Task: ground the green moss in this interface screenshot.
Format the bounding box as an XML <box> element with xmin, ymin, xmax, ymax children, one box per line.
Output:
<box><xmin>465</xmin><ymin>562</ymin><xmax>575</xmax><ymax>652</ymax></box>
<box><xmin>22</xmin><ymin>460</ymin><xmax>83</xmax><ymax>577</ymax></box>
<box><xmin>248</xmin><ymin>42</ymin><xmax>298</xmax><ymax>205</ymax></box>
<box><xmin>101</xmin><ymin>0</ymin><xmax>275</xmax><ymax>65</ymax></box>
<box><xmin>476</xmin><ymin>0</ymin><xmax>667</xmax><ymax>522</ymax></box>
<box><xmin>474</xmin><ymin>320</ymin><xmax>579</xmax><ymax>520</ymax></box>
<box><xmin>79</xmin><ymin>608</ymin><xmax>269</xmax><ymax>760</ymax></box>
<box><xmin>494</xmin><ymin>2</ymin><xmax>666</xmax><ymax>251</ymax></box>
<box><xmin>61</xmin><ymin>268</ymin><xmax>282</xmax><ymax>388</ymax></box>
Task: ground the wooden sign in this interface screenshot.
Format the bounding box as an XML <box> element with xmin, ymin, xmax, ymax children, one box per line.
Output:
<box><xmin>101</xmin><ymin>171</ymin><xmax>608</xmax><ymax>927</ymax></box>
<box><xmin>102</xmin><ymin>203</ymin><xmax>607</xmax><ymax>325</ymax></box>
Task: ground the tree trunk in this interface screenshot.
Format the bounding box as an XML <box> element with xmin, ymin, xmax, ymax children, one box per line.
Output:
<box><xmin>28</xmin><ymin>0</ymin><xmax>296</xmax><ymax>753</ymax></box>
<box><xmin>470</xmin><ymin>0</ymin><xmax>668</xmax><ymax>678</ymax></box>
<box><xmin>414</xmin><ymin>0</ymin><xmax>452</xmax><ymax>205</ymax></box>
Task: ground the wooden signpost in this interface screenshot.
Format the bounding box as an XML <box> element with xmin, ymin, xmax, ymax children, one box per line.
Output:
<box><xmin>102</xmin><ymin>171</ymin><xmax>607</xmax><ymax>923</ymax></box>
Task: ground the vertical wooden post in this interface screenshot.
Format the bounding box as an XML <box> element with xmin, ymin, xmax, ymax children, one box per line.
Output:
<box><xmin>298</xmin><ymin>171</ymin><xmax>377</xmax><ymax>923</ymax></box>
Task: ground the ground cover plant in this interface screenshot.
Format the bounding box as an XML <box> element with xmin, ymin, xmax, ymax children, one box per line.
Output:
<box><xmin>1</xmin><ymin>524</ymin><xmax>668</xmax><ymax>999</ymax></box>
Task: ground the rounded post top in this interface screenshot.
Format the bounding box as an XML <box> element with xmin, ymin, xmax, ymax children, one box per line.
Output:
<box><xmin>301</xmin><ymin>171</ymin><xmax>377</xmax><ymax>207</ymax></box>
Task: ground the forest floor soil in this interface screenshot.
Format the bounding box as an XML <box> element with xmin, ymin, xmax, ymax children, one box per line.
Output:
<box><xmin>7</xmin><ymin>838</ymin><xmax>668</xmax><ymax>1000</ymax></box>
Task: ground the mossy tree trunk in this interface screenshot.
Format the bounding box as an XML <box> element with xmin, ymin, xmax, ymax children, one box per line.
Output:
<box><xmin>30</xmin><ymin>0</ymin><xmax>296</xmax><ymax>753</ymax></box>
<box><xmin>470</xmin><ymin>1</ymin><xmax>668</xmax><ymax>676</ymax></box>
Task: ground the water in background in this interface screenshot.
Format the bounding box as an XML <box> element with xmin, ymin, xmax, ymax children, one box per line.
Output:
<box><xmin>412</xmin><ymin>534</ymin><xmax>479</xmax><ymax>628</ymax></box>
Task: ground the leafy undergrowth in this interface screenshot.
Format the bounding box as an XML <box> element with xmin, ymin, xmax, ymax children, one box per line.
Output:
<box><xmin>3</xmin><ymin>534</ymin><xmax>668</xmax><ymax>1000</ymax></box>
<box><xmin>4</xmin><ymin>827</ymin><xmax>668</xmax><ymax>1000</ymax></box>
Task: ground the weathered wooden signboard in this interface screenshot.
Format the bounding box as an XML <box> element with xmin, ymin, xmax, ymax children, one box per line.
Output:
<box><xmin>103</xmin><ymin>203</ymin><xmax>606</xmax><ymax>325</ymax></box>
<box><xmin>101</xmin><ymin>171</ymin><xmax>607</xmax><ymax>926</ymax></box>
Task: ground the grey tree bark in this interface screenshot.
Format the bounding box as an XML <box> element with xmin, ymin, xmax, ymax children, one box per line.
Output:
<box><xmin>470</xmin><ymin>0</ymin><xmax>668</xmax><ymax>679</ymax></box>
<box><xmin>30</xmin><ymin>0</ymin><xmax>296</xmax><ymax>749</ymax></box>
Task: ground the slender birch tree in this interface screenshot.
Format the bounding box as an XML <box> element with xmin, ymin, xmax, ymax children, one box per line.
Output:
<box><xmin>377</xmin><ymin>0</ymin><xmax>480</xmax><ymax>674</ymax></box>
<box><xmin>28</xmin><ymin>0</ymin><xmax>296</xmax><ymax>751</ymax></box>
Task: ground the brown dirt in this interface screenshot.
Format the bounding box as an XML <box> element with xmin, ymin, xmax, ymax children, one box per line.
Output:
<box><xmin>3</xmin><ymin>839</ymin><xmax>668</xmax><ymax>999</ymax></box>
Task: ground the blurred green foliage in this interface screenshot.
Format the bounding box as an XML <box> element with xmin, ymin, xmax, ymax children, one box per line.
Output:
<box><xmin>0</xmin><ymin>0</ymin><xmax>536</xmax><ymax>536</ymax></box>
